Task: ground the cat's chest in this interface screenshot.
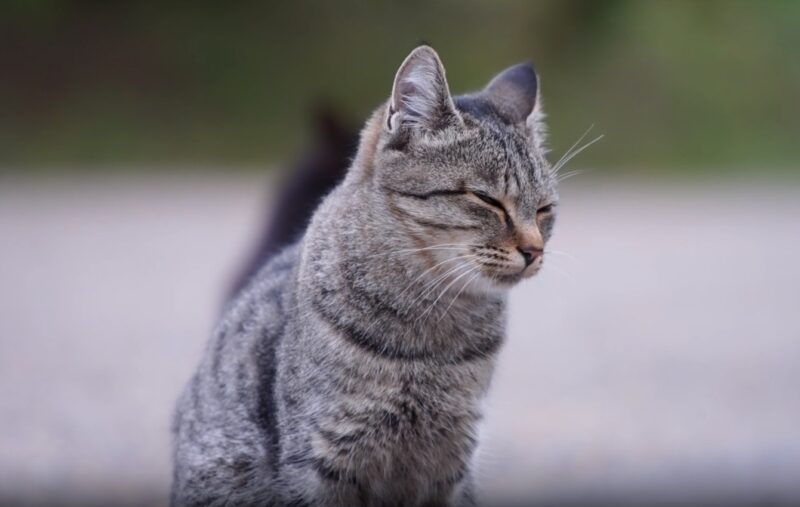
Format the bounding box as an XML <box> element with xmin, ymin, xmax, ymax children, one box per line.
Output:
<box><xmin>311</xmin><ymin>359</ymin><xmax>492</xmax><ymax>492</ymax></box>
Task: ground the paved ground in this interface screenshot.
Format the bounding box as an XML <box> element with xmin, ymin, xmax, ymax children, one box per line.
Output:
<box><xmin>1</xmin><ymin>174</ymin><xmax>799</xmax><ymax>505</ymax></box>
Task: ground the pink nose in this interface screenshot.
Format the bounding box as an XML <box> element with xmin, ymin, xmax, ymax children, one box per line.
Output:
<box><xmin>517</xmin><ymin>246</ymin><xmax>543</xmax><ymax>266</ymax></box>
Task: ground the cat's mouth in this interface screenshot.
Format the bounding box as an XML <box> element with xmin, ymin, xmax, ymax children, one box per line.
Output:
<box><xmin>478</xmin><ymin>266</ymin><xmax>541</xmax><ymax>287</ymax></box>
<box><xmin>490</xmin><ymin>272</ymin><xmax>524</xmax><ymax>286</ymax></box>
<box><xmin>481</xmin><ymin>259</ymin><xmax>542</xmax><ymax>287</ymax></box>
<box><xmin>521</xmin><ymin>258</ymin><xmax>543</xmax><ymax>278</ymax></box>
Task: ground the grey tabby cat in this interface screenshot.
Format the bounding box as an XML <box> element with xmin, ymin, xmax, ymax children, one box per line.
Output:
<box><xmin>172</xmin><ymin>45</ymin><xmax>558</xmax><ymax>506</ymax></box>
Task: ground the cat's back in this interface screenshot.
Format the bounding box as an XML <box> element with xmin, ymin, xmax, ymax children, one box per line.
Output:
<box><xmin>171</xmin><ymin>244</ymin><xmax>300</xmax><ymax>506</ymax></box>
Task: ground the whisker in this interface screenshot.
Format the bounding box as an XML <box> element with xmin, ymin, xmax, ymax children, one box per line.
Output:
<box><xmin>556</xmin><ymin>168</ymin><xmax>591</xmax><ymax>183</ymax></box>
<box><xmin>552</xmin><ymin>124</ymin><xmax>594</xmax><ymax>173</ymax></box>
<box><xmin>420</xmin><ymin>266</ymin><xmax>479</xmax><ymax>323</ymax></box>
<box><xmin>543</xmin><ymin>263</ymin><xmax>576</xmax><ymax>285</ymax></box>
<box><xmin>551</xmin><ymin>134</ymin><xmax>604</xmax><ymax>175</ymax></box>
<box><xmin>395</xmin><ymin>254</ymin><xmax>478</xmax><ymax>301</ymax></box>
<box><xmin>415</xmin><ymin>261</ymin><xmax>476</xmax><ymax>302</ymax></box>
<box><xmin>401</xmin><ymin>260</ymin><xmax>477</xmax><ymax>315</ymax></box>
<box><xmin>284</xmin><ymin>255</ymin><xmax>473</xmax><ymax>317</ymax></box>
<box><xmin>544</xmin><ymin>249</ymin><xmax>582</xmax><ymax>263</ymax></box>
<box><xmin>358</xmin><ymin>264</ymin><xmax>478</xmax><ymax>339</ymax></box>
<box><xmin>437</xmin><ymin>271</ymin><xmax>482</xmax><ymax>322</ymax></box>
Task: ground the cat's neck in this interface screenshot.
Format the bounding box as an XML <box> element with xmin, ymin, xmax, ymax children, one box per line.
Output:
<box><xmin>298</xmin><ymin>185</ymin><xmax>507</xmax><ymax>362</ymax></box>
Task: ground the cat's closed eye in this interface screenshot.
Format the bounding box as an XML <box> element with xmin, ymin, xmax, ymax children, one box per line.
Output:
<box><xmin>470</xmin><ymin>191</ymin><xmax>514</xmax><ymax>229</ymax></box>
<box><xmin>472</xmin><ymin>191</ymin><xmax>504</xmax><ymax>210</ymax></box>
<box><xmin>537</xmin><ymin>203</ymin><xmax>556</xmax><ymax>215</ymax></box>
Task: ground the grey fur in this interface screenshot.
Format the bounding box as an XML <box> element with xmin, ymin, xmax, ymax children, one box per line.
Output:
<box><xmin>172</xmin><ymin>46</ymin><xmax>558</xmax><ymax>506</ymax></box>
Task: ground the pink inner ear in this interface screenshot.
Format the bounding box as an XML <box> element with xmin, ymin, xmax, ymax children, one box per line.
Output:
<box><xmin>386</xmin><ymin>105</ymin><xmax>395</xmax><ymax>130</ymax></box>
<box><xmin>388</xmin><ymin>46</ymin><xmax>466</xmax><ymax>133</ymax></box>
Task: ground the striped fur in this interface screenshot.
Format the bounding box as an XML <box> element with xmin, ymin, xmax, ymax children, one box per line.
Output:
<box><xmin>172</xmin><ymin>46</ymin><xmax>558</xmax><ymax>506</ymax></box>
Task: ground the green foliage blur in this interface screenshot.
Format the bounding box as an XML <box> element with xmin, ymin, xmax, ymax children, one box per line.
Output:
<box><xmin>2</xmin><ymin>0</ymin><xmax>799</xmax><ymax>173</ymax></box>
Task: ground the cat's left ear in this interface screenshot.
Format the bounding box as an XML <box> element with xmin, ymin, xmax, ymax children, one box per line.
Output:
<box><xmin>387</xmin><ymin>46</ymin><xmax>462</xmax><ymax>133</ymax></box>
<box><xmin>482</xmin><ymin>63</ymin><xmax>547</xmax><ymax>151</ymax></box>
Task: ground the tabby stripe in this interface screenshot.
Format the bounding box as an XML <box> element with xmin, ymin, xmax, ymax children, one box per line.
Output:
<box><xmin>312</xmin><ymin>298</ymin><xmax>418</xmax><ymax>361</ymax></box>
<box><xmin>311</xmin><ymin>297</ymin><xmax>503</xmax><ymax>364</ymax></box>
<box><xmin>319</xmin><ymin>278</ymin><xmax>405</xmax><ymax>324</ymax></box>
<box><xmin>480</xmin><ymin>261</ymin><xmax>509</xmax><ymax>269</ymax></box>
<box><xmin>283</xmin><ymin>451</ymin><xmax>314</xmax><ymax>467</ymax></box>
<box><xmin>512</xmin><ymin>165</ymin><xmax>522</xmax><ymax>193</ymax></box>
<box><xmin>380</xmin><ymin>186</ymin><xmax>464</xmax><ymax>200</ymax></box>
<box><xmin>317</xmin><ymin>426</ymin><xmax>365</xmax><ymax>446</ymax></box>
<box><xmin>482</xmin><ymin>251</ymin><xmax>507</xmax><ymax>261</ymax></box>
<box><xmin>255</xmin><ymin>325</ymin><xmax>283</xmax><ymax>473</ymax></box>
<box><xmin>412</xmin><ymin>218</ymin><xmax>478</xmax><ymax>231</ymax></box>
<box><xmin>389</xmin><ymin>203</ymin><xmax>479</xmax><ymax>231</ymax></box>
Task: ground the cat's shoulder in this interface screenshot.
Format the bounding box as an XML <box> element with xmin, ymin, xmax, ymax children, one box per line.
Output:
<box><xmin>235</xmin><ymin>243</ymin><xmax>300</xmax><ymax>300</ymax></box>
<box><xmin>219</xmin><ymin>242</ymin><xmax>301</xmax><ymax>331</ymax></box>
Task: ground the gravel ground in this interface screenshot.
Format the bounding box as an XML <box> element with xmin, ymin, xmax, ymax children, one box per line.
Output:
<box><xmin>1</xmin><ymin>174</ymin><xmax>799</xmax><ymax>505</ymax></box>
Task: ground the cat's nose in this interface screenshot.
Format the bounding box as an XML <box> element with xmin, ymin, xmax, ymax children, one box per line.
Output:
<box><xmin>517</xmin><ymin>246</ymin><xmax>543</xmax><ymax>266</ymax></box>
<box><xmin>516</xmin><ymin>225</ymin><xmax>544</xmax><ymax>266</ymax></box>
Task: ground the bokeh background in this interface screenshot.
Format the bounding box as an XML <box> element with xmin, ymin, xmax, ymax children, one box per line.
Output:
<box><xmin>4</xmin><ymin>0</ymin><xmax>800</xmax><ymax>171</ymax></box>
<box><xmin>1</xmin><ymin>1</ymin><xmax>799</xmax><ymax>505</ymax></box>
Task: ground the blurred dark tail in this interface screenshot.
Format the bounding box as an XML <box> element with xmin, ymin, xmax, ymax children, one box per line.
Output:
<box><xmin>228</xmin><ymin>105</ymin><xmax>358</xmax><ymax>299</ymax></box>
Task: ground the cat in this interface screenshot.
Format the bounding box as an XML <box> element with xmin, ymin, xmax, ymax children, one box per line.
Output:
<box><xmin>172</xmin><ymin>45</ymin><xmax>558</xmax><ymax>506</ymax></box>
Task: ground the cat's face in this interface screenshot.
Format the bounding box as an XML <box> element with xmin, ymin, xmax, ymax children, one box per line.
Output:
<box><xmin>372</xmin><ymin>46</ymin><xmax>557</xmax><ymax>291</ymax></box>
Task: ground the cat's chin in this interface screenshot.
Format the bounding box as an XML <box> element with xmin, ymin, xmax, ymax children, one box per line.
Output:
<box><xmin>521</xmin><ymin>265</ymin><xmax>542</xmax><ymax>279</ymax></box>
<box><xmin>491</xmin><ymin>273</ymin><xmax>525</xmax><ymax>287</ymax></box>
<box><xmin>471</xmin><ymin>272</ymin><xmax>523</xmax><ymax>293</ymax></box>
<box><xmin>480</xmin><ymin>265</ymin><xmax>542</xmax><ymax>290</ymax></box>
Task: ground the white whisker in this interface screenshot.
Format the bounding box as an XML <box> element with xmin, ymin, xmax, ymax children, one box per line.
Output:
<box><xmin>396</xmin><ymin>254</ymin><xmax>477</xmax><ymax>302</ymax></box>
<box><xmin>437</xmin><ymin>271</ymin><xmax>482</xmax><ymax>322</ymax></box>
<box><xmin>543</xmin><ymin>262</ymin><xmax>575</xmax><ymax>285</ymax></box>
<box><xmin>544</xmin><ymin>249</ymin><xmax>582</xmax><ymax>264</ymax></box>
<box><xmin>551</xmin><ymin>134</ymin><xmax>604</xmax><ymax>175</ymax></box>
<box><xmin>402</xmin><ymin>260</ymin><xmax>476</xmax><ymax>315</ymax></box>
<box><xmin>416</xmin><ymin>261</ymin><xmax>476</xmax><ymax>301</ymax></box>
<box><xmin>419</xmin><ymin>265</ymin><xmax>479</xmax><ymax>324</ymax></box>
<box><xmin>556</xmin><ymin>168</ymin><xmax>591</xmax><ymax>183</ymax></box>
<box><xmin>552</xmin><ymin>124</ymin><xmax>594</xmax><ymax>173</ymax></box>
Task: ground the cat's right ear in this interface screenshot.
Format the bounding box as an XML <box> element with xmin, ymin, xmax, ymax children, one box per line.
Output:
<box><xmin>387</xmin><ymin>46</ymin><xmax>461</xmax><ymax>133</ymax></box>
<box><xmin>480</xmin><ymin>63</ymin><xmax>548</xmax><ymax>153</ymax></box>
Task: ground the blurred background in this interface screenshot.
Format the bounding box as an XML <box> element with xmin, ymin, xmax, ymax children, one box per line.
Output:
<box><xmin>1</xmin><ymin>1</ymin><xmax>799</xmax><ymax>505</ymax></box>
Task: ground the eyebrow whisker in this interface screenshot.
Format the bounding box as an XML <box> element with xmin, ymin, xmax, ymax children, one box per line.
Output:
<box><xmin>552</xmin><ymin>124</ymin><xmax>594</xmax><ymax>173</ymax></box>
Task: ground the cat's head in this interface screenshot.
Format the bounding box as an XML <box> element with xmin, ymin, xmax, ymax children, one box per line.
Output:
<box><xmin>355</xmin><ymin>46</ymin><xmax>558</xmax><ymax>291</ymax></box>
